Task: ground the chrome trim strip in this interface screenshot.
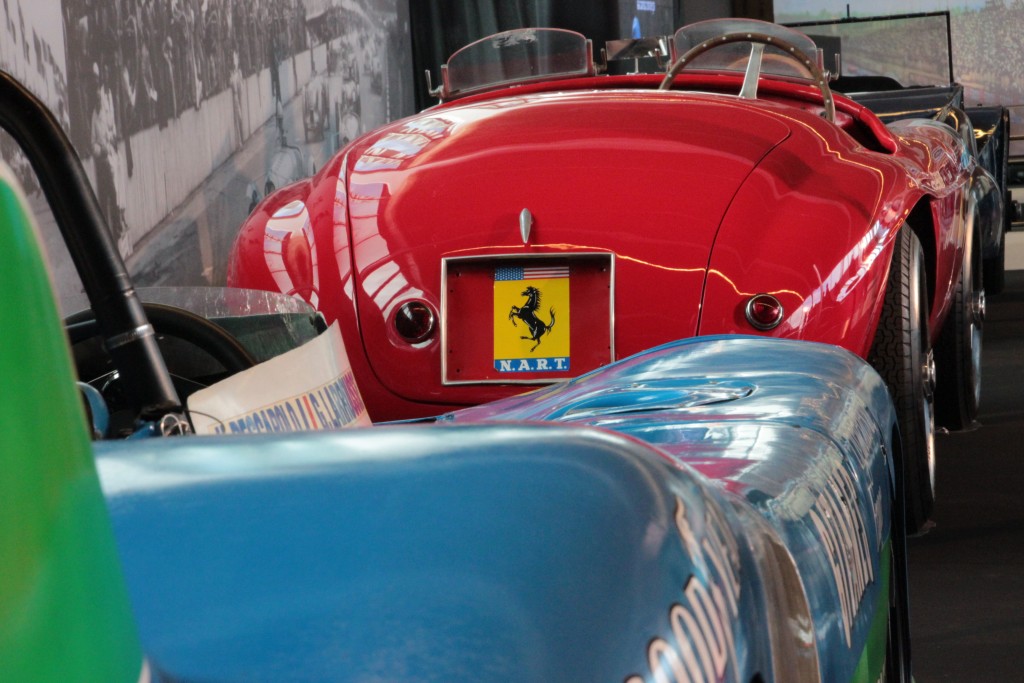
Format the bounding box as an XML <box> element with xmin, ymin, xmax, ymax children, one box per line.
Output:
<box><xmin>441</xmin><ymin>257</ymin><xmax>450</xmax><ymax>382</ymax></box>
<box><xmin>609</xmin><ymin>253</ymin><xmax>616</xmax><ymax>362</ymax></box>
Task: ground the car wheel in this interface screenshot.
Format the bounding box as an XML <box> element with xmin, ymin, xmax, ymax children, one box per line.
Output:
<box><xmin>869</xmin><ymin>226</ymin><xmax>935</xmax><ymax>534</ymax></box>
<box><xmin>935</xmin><ymin>226</ymin><xmax>984</xmax><ymax>430</ymax></box>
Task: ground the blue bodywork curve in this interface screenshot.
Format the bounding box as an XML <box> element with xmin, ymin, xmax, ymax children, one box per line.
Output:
<box><xmin>96</xmin><ymin>335</ymin><xmax>902</xmax><ymax>682</ymax></box>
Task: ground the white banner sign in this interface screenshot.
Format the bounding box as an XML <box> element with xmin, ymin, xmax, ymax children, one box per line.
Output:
<box><xmin>188</xmin><ymin>322</ymin><xmax>370</xmax><ymax>435</ymax></box>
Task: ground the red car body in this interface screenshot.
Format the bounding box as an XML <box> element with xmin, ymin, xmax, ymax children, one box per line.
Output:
<box><xmin>229</xmin><ymin>21</ymin><xmax>981</xmax><ymax>426</ymax></box>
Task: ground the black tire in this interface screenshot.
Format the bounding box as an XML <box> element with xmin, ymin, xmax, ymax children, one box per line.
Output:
<box><xmin>935</xmin><ymin>227</ymin><xmax>984</xmax><ymax>431</ymax></box>
<box><xmin>983</xmin><ymin>237</ymin><xmax>1005</xmax><ymax>296</ymax></box>
<box><xmin>983</xmin><ymin>189</ymin><xmax>1012</xmax><ymax>296</ymax></box>
<box><xmin>869</xmin><ymin>227</ymin><xmax>936</xmax><ymax>534</ymax></box>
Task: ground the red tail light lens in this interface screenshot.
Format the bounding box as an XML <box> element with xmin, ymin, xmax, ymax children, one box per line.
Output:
<box><xmin>745</xmin><ymin>294</ymin><xmax>784</xmax><ymax>331</ymax></box>
<box><xmin>394</xmin><ymin>301</ymin><xmax>436</xmax><ymax>343</ymax></box>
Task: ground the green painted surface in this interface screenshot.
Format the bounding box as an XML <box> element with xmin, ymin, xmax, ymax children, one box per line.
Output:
<box><xmin>0</xmin><ymin>170</ymin><xmax>143</xmax><ymax>681</ymax></box>
<box><xmin>850</xmin><ymin>538</ymin><xmax>892</xmax><ymax>683</ymax></box>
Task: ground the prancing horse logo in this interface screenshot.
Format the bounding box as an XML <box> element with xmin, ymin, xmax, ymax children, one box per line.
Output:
<box><xmin>509</xmin><ymin>286</ymin><xmax>556</xmax><ymax>352</ymax></box>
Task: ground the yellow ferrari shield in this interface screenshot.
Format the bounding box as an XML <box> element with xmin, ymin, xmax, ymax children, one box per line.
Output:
<box><xmin>493</xmin><ymin>265</ymin><xmax>570</xmax><ymax>372</ymax></box>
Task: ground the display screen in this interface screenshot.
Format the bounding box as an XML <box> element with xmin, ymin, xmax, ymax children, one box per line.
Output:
<box><xmin>617</xmin><ymin>0</ymin><xmax>674</xmax><ymax>39</ymax></box>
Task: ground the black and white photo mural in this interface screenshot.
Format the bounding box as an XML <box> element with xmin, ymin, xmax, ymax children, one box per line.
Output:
<box><xmin>1</xmin><ymin>0</ymin><xmax>412</xmax><ymax>303</ymax></box>
<box><xmin>775</xmin><ymin>1</ymin><xmax>1024</xmax><ymax>109</ymax></box>
<box><xmin>0</xmin><ymin>2</ymin><xmax>68</xmax><ymax>196</ymax></box>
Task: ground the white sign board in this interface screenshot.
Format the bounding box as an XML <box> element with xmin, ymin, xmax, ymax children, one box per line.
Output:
<box><xmin>188</xmin><ymin>322</ymin><xmax>370</xmax><ymax>435</ymax></box>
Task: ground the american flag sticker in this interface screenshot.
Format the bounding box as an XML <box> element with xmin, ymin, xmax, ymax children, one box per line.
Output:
<box><xmin>494</xmin><ymin>265</ymin><xmax>570</xmax><ymax>281</ymax></box>
<box><xmin>493</xmin><ymin>263</ymin><xmax>571</xmax><ymax>371</ymax></box>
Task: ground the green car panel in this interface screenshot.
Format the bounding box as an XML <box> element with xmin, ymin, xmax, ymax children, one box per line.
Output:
<box><xmin>0</xmin><ymin>169</ymin><xmax>143</xmax><ymax>682</ymax></box>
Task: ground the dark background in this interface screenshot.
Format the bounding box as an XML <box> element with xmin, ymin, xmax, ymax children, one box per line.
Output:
<box><xmin>408</xmin><ymin>0</ymin><xmax>768</xmax><ymax>109</ymax></box>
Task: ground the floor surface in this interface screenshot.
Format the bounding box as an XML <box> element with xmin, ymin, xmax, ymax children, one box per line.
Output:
<box><xmin>908</xmin><ymin>270</ymin><xmax>1024</xmax><ymax>681</ymax></box>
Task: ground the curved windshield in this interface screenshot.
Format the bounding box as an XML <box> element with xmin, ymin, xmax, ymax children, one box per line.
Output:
<box><xmin>65</xmin><ymin>287</ymin><xmax>322</xmax><ymax>364</ymax></box>
<box><xmin>672</xmin><ymin>19</ymin><xmax>821</xmax><ymax>80</ymax></box>
<box><xmin>64</xmin><ymin>286</ymin><xmax>316</xmax><ymax>320</ymax></box>
<box><xmin>134</xmin><ymin>286</ymin><xmax>317</xmax><ymax>318</ymax></box>
<box><xmin>444</xmin><ymin>28</ymin><xmax>592</xmax><ymax>98</ymax></box>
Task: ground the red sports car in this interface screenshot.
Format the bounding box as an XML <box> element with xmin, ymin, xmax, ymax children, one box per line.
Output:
<box><xmin>229</xmin><ymin>19</ymin><xmax>998</xmax><ymax>532</ymax></box>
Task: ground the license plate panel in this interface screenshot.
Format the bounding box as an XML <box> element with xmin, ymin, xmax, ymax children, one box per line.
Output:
<box><xmin>442</xmin><ymin>254</ymin><xmax>613</xmax><ymax>384</ymax></box>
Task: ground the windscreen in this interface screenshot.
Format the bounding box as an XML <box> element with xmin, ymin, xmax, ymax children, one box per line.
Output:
<box><xmin>444</xmin><ymin>29</ymin><xmax>591</xmax><ymax>97</ymax></box>
<box><xmin>786</xmin><ymin>13</ymin><xmax>953</xmax><ymax>88</ymax></box>
<box><xmin>672</xmin><ymin>19</ymin><xmax>820</xmax><ymax>80</ymax></box>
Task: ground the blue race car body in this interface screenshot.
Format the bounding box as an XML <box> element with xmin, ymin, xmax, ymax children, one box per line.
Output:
<box><xmin>96</xmin><ymin>336</ymin><xmax>904</xmax><ymax>683</ymax></box>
